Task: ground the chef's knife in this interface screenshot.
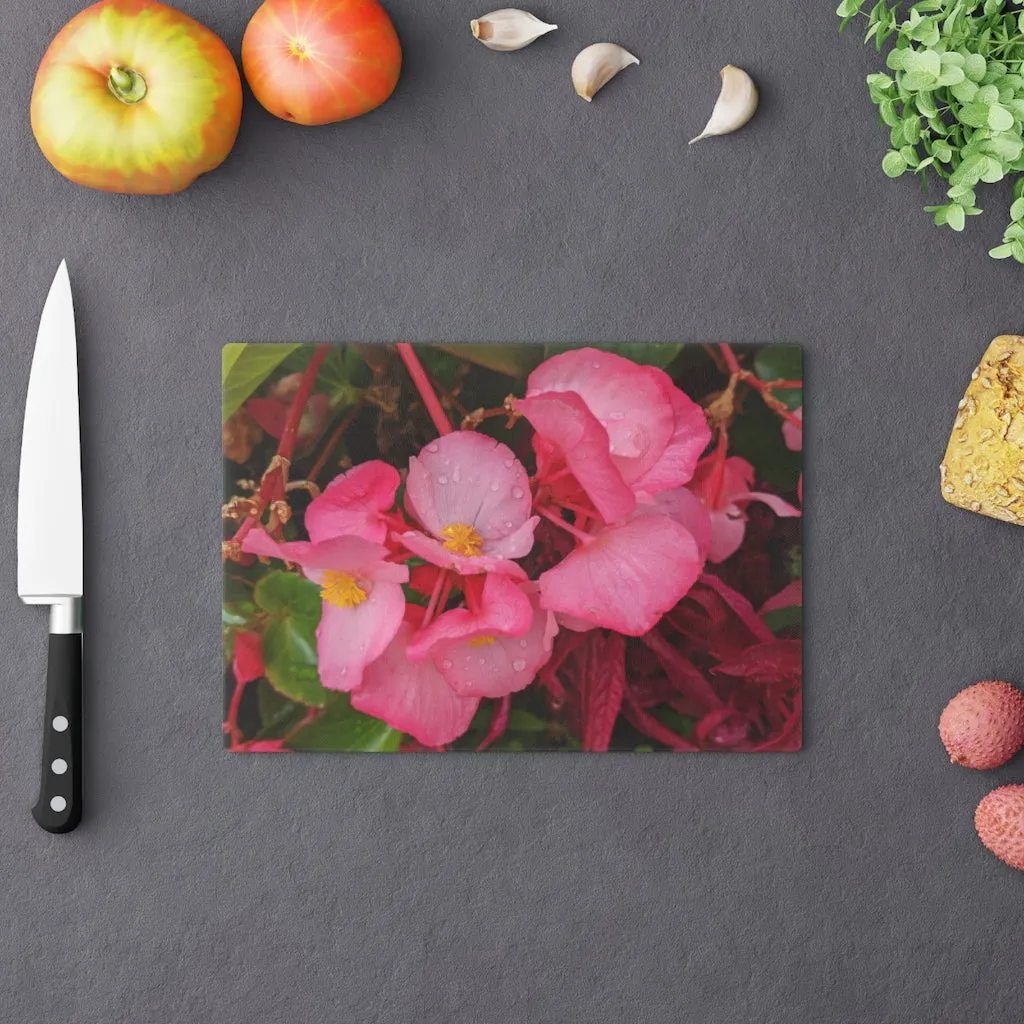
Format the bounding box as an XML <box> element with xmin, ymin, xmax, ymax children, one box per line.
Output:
<box><xmin>18</xmin><ymin>261</ymin><xmax>83</xmax><ymax>834</ymax></box>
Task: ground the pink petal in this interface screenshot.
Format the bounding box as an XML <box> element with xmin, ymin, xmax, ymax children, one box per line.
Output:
<box><xmin>740</xmin><ymin>491</ymin><xmax>803</xmax><ymax>518</ymax></box>
<box><xmin>538</xmin><ymin>515</ymin><xmax>702</xmax><ymax>636</ymax></box>
<box><xmin>629</xmin><ymin>387</ymin><xmax>711</xmax><ymax>496</ymax></box>
<box><xmin>435</xmin><ymin>596</ymin><xmax>556</xmax><ymax>698</ymax></box>
<box><xmin>632</xmin><ymin>487</ymin><xmax>712</xmax><ymax>561</ymax></box>
<box><xmin>483</xmin><ymin>516</ymin><xmax>540</xmax><ymax>559</ymax></box>
<box><xmin>352</xmin><ymin>622</ymin><xmax>480</xmax><ymax>746</ymax></box>
<box><xmin>240</xmin><ymin>528</ymin><xmax>313</xmax><ymax>566</ymax></box>
<box><xmin>526</xmin><ymin>348</ymin><xmax>674</xmax><ymax>485</ymax></box>
<box><xmin>706</xmin><ymin>509</ymin><xmax>747</xmax><ymax>563</ymax></box>
<box><xmin>394</xmin><ymin>530</ymin><xmax>528</xmax><ymax>580</ymax></box>
<box><xmin>305</xmin><ymin>461</ymin><xmax>400</xmax><ymax>544</ymax></box>
<box><xmin>240</xmin><ymin>529</ymin><xmax>406</xmax><ymax>585</ymax></box>
<box><xmin>406</xmin><ymin>431</ymin><xmax>531</xmax><ymax>541</ymax></box>
<box><xmin>782</xmin><ymin>407</ymin><xmax>803</xmax><ymax>452</ymax></box>
<box><xmin>407</xmin><ymin>574</ymin><xmax>533</xmax><ymax>662</ymax></box>
<box><xmin>516</xmin><ymin>391</ymin><xmax>636</xmax><ymax>523</ymax></box>
<box><xmin>316</xmin><ymin>581</ymin><xmax>406</xmax><ymax>692</ymax></box>
<box><xmin>690</xmin><ymin>456</ymin><xmax>755</xmax><ymax>512</ymax></box>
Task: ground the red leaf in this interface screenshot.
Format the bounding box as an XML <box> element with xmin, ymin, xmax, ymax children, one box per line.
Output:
<box><xmin>477</xmin><ymin>695</ymin><xmax>511</xmax><ymax>751</ymax></box>
<box><xmin>580</xmin><ymin>632</ymin><xmax>626</xmax><ymax>752</ymax></box>
<box><xmin>713</xmin><ymin>640</ymin><xmax>802</xmax><ymax>687</ymax></box>
<box><xmin>641</xmin><ymin>629</ymin><xmax>723</xmax><ymax>710</ymax></box>
<box><xmin>622</xmin><ymin>698</ymin><xmax>699</xmax><ymax>751</ymax></box>
<box><xmin>232</xmin><ymin>631</ymin><xmax>264</xmax><ymax>686</ymax></box>
<box><xmin>699</xmin><ymin>573</ymin><xmax>774</xmax><ymax>643</ymax></box>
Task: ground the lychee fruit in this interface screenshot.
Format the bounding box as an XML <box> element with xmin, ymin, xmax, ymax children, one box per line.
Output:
<box><xmin>938</xmin><ymin>680</ymin><xmax>1024</xmax><ymax>769</ymax></box>
<box><xmin>975</xmin><ymin>785</ymin><xmax>1024</xmax><ymax>871</ymax></box>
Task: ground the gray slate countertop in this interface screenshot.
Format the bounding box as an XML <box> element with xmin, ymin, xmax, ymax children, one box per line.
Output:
<box><xmin>1</xmin><ymin>1</ymin><xmax>1020</xmax><ymax>1021</ymax></box>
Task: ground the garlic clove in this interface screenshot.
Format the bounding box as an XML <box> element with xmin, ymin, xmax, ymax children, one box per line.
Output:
<box><xmin>689</xmin><ymin>65</ymin><xmax>759</xmax><ymax>144</ymax></box>
<box><xmin>471</xmin><ymin>9</ymin><xmax>557</xmax><ymax>51</ymax></box>
<box><xmin>571</xmin><ymin>43</ymin><xmax>639</xmax><ymax>102</ymax></box>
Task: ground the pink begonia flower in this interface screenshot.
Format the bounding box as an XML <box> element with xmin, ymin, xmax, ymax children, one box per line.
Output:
<box><xmin>407</xmin><ymin>574</ymin><xmax>533</xmax><ymax>662</ymax></box>
<box><xmin>782</xmin><ymin>407</ymin><xmax>803</xmax><ymax>452</ymax></box>
<box><xmin>632</xmin><ymin>486</ymin><xmax>713</xmax><ymax>562</ymax></box>
<box><xmin>406</xmin><ymin>575</ymin><xmax>558</xmax><ymax>697</ymax></box>
<box><xmin>396</xmin><ymin>431</ymin><xmax>539</xmax><ymax>577</ymax></box>
<box><xmin>353</xmin><ymin>622</ymin><xmax>481</xmax><ymax>746</ymax></box>
<box><xmin>241</xmin><ymin>530</ymin><xmax>408</xmax><ymax>691</ymax></box>
<box><xmin>305</xmin><ymin>461</ymin><xmax>400</xmax><ymax>544</ymax></box>
<box><xmin>537</xmin><ymin>514</ymin><xmax>704</xmax><ymax>636</ymax></box>
<box><xmin>689</xmin><ymin>455</ymin><xmax>801</xmax><ymax>564</ymax></box>
<box><xmin>516</xmin><ymin>348</ymin><xmax>711</xmax><ymax>523</ymax></box>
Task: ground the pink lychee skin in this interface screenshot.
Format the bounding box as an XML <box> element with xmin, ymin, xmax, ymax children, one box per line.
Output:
<box><xmin>938</xmin><ymin>680</ymin><xmax>1024</xmax><ymax>770</ymax></box>
<box><xmin>975</xmin><ymin>785</ymin><xmax>1024</xmax><ymax>871</ymax></box>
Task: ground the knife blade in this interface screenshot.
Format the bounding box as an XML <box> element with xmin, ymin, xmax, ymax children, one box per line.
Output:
<box><xmin>18</xmin><ymin>260</ymin><xmax>83</xmax><ymax>834</ymax></box>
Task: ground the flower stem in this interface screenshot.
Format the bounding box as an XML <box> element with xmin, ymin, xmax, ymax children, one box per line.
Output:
<box><xmin>536</xmin><ymin>505</ymin><xmax>593</xmax><ymax>544</ymax></box>
<box><xmin>309</xmin><ymin>402</ymin><xmax>362</xmax><ymax>483</ymax></box>
<box><xmin>423</xmin><ymin>569</ymin><xmax>449</xmax><ymax>626</ymax></box>
<box><xmin>719</xmin><ymin>342</ymin><xmax>802</xmax><ymax>428</ymax></box>
<box><xmin>227</xmin><ymin>345</ymin><xmax>330</xmax><ymax>558</ymax></box>
<box><xmin>396</xmin><ymin>343</ymin><xmax>452</xmax><ymax>436</ymax></box>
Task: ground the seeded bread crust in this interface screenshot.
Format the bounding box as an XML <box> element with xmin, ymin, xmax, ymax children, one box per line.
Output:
<box><xmin>940</xmin><ymin>335</ymin><xmax>1024</xmax><ymax>523</ymax></box>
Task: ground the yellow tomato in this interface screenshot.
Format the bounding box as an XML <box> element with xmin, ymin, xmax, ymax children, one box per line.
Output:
<box><xmin>31</xmin><ymin>0</ymin><xmax>243</xmax><ymax>194</ymax></box>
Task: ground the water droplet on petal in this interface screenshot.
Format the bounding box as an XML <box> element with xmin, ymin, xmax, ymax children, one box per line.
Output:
<box><xmin>453</xmin><ymin>468</ymin><xmax>461</xmax><ymax>482</ymax></box>
<box><xmin>478</xmin><ymin>658</ymin><xmax>486</xmax><ymax>666</ymax></box>
<box><xmin>441</xmin><ymin>659</ymin><xmax>453</xmax><ymax>670</ymax></box>
<box><xmin>340</xmin><ymin>667</ymin><xmax>348</xmax><ymax>676</ymax></box>
<box><xmin>490</xmin><ymin>480</ymin><xmax>501</xmax><ymax>492</ymax></box>
<box><xmin>504</xmin><ymin>458</ymin><xmax>515</xmax><ymax>468</ymax></box>
<box><xmin>519</xmin><ymin>639</ymin><xmax>528</xmax><ymax>648</ymax></box>
<box><xmin>609</xmin><ymin>411</ymin><xmax>625</xmax><ymax>421</ymax></box>
<box><xmin>427</xmin><ymin>443</ymin><xmax>439</xmax><ymax>453</ymax></box>
<box><xmin>438</xmin><ymin>474</ymin><xmax>448</xmax><ymax>485</ymax></box>
<box><xmin>592</xmin><ymin>361</ymin><xmax>601</xmax><ymax>369</ymax></box>
<box><xmin>512</xmin><ymin>659</ymin><xmax>527</xmax><ymax>671</ymax></box>
<box><xmin>504</xmin><ymin>520</ymin><xmax>513</xmax><ymax>529</ymax></box>
<box><xmin>512</xmin><ymin>487</ymin><xmax>524</xmax><ymax>499</ymax></box>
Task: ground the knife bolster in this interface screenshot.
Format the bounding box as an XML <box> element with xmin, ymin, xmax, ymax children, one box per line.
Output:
<box><xmin>48</xmin><ymin>597</ymin><xmax>82</xmax><ymax>635</ymax></box>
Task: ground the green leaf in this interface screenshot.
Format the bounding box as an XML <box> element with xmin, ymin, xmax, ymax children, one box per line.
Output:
<box><xmin>1010</xmin><ymin>196</ymin><xmax>1024</xmax><ymax>221</ymax></box>
<box><xmin>882</xmin><ymin>149</ymin><xmax>908</xmax><ymax>176</ymax></box>
<box><xmin>963</xmin><ymin>52</ymin><xmax>988</xmax><ymax>82</ymax></box>
<box><xmin>902</xmin><ymin>49</ymin><xmax>942</xmax><ymax>77</ymax></box>
<box><xmin>761</xmin><ymin>604</ymin><xmax>802</xmax><ymax>634</ymax></box>
<box><xmin>959</xmin><ymin>101</ymin><xmax>992</xmax><ymax>127</ymax></box>
<box><xmin>1013</xmin><ymin>238</ymin><xmax>1024</xmax><ymax>262</ymax></box>
<box><xmin>916</xmin><ymin>91</ymin><xmax>939</xmax><ymax>116</ymax></box>
<box><xmin>950</xmin><ymin>79</ymin><xmax>979</xmax><ymax>102</ymax></box>
<box><xmin>253</xmin><ymin>571</ymin><xmax>333</xmax><ymax>706</ymax></box>
<box><xmin>285</xmin><ymin>696</ymin><xmax>401</xmax><ymax>752</ymax></box>
<box><xmin>932</xmin><ymin>140</ymin><xmax>953</xmax><ymax>161</ymax></box>
<box><xmin>432</xmin><ymin>343</ymin><xmax>543</xmax><ymax>378</ymax></box>
<box><xmin>946</xmin><ymin>203</ymin><xmax>967</xmax><ymax>230</ymax></box>
<box><xmin>902</xmin><ymin>114</ymin><xmax>922</xmax><ymax>143</ymax></box>
<box><xmin>836</xmin><ymin>0</ymin><xmax>862</xmax><ymax>15</ymax></box>
<box><xmin>988</xmin><ymin>103</ymin><xmax>1015</xmax><ymax>130</ymax></box>
<box><xmin>254</xmin><ymin>680</ymin><xmax>310</xmax><ymax>740</ymax></box>
<box><xmin>222</xmin><ymin>344</ymin><xmax>302</xmax><ymax>425</ymax></box>
<box><xmin>990</xmin><ymin>242</ymin><xmax>1015</xmax><ymax>258</ymax></box>
<box><xmin>879</xmin><ymin>97</ymin><xmax>901</xmax><ymax>126</ymax></box>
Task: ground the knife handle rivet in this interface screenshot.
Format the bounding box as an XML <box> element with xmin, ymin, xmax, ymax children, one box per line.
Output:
<box><xmin>51</xmin><ymin>758</ymin><xmax>68</xmax><ymax>775</ymax></box>
<box><xmin>49</xmin><ymin>796</ymin><xmax>66</xmax><ymax>813</ymax></box>
<box><xmin>52</xmin><ymin>715</ymin><xmax>69</xmax><ymax>732</ymax></box>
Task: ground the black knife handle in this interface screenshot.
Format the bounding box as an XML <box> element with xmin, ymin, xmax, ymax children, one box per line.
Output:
<box><xmin>31</xmin><ymin>633</ymin><xmax>82</xmax><ymax>834</ymax></box>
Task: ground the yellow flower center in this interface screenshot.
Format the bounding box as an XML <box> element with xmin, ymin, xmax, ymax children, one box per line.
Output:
<box><xmin>467</xmin><ymin>635</ymin><xmax>496</xmax><ymax>647</ymax></box>
<box><xmin>440</xmin><ymin>522</ymin><xmax>483</xmax><ymax>557</ymax></box>
<box><xmin>288</xmin><ymin>36</ymin><xmax>312</xmax><ymax>60</ymax></box>
<box><xmin>320</xmin><ymin>571</ymin><xmax>368</xmax><ymax>609</ymax></box>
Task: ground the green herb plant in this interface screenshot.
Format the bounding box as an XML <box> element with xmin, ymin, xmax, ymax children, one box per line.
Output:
<box><xmin>838</xmin><ymin>0</ymin><xmax>1024</xmax><ymax>261</ymax></box>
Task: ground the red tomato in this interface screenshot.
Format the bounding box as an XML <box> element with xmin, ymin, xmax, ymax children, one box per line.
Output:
<box><xmin>241</xmin><ymin>0</ymin><xmax>401</xmax><ymax>126</ymax></box>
